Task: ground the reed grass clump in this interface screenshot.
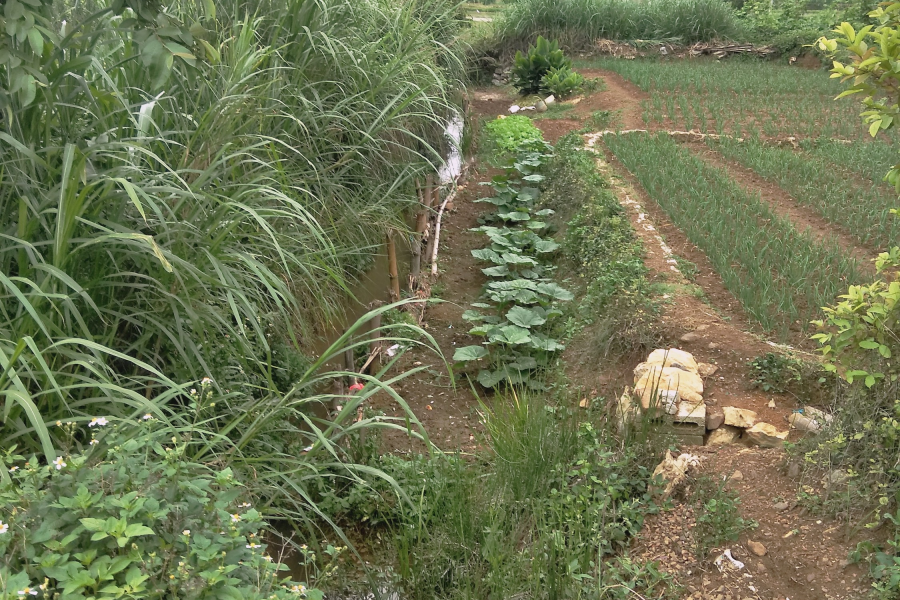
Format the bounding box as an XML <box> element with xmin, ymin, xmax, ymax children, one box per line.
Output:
<box><xmin>496</xmin><ymin>0</ymin><xmax>741</xmax><ymax>50</ymax></box>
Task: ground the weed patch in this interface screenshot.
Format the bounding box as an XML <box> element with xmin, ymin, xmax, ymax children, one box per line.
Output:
<box><xmin>546</xmin><ymin>133</ymin><xmax>660</xmax><ymax>358</ymax></box>
<box><xmin>690</xmin><ymin>475</ymin><xmax>757</xmax><ymax>557</ymax></box>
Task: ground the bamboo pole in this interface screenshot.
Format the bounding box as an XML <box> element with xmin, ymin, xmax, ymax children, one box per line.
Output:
<box><xmin>423</xmin><ymin>180</ymin><xmax>439</xmax><ymax>272</ymax></box>
<box><xmin>386</xmin><ymin>231</ymin><xmax>401</xmax><ymax>302</ymax></box>
<box><xmin>410</xmin><ymin>175</ymin><xmax>431</xmax><ymax>290</ymax></box>
<box><xmin>367</xmin><ymin>300</ymin><xmax>384</xmax><ymax>374</ymax></box>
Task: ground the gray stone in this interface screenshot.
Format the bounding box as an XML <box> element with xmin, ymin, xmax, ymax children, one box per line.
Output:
<box><xmin>680</xmin><ymin>332</ymin><xmax>700</xmax><ymax>342</ymax></box>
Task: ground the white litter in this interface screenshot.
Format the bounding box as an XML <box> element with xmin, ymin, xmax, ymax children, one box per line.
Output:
<box><xmin>386</xmin><ymin>344</ymin><xmax>401</xmax><ymax>357</ymax></box>
<box><xmin>714</xmin><ymin>549</ymin><xmax>745</xmax><ymax>572</ymax></box>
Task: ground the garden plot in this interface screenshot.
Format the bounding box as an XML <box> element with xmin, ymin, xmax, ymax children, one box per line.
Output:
<box><xmin>605</xmin><ymin>131</ymin><xmax>864</xmax><ymax>338</ymax></box>
<box><xmin>586</xmin><ymin>57</ymin><xmax>900</xmax><ymax>142</ymax></box>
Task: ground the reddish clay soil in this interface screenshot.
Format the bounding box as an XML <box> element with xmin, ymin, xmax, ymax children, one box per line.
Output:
<box><xmin>374</xmin><ymin>67</ymin><xmax>869</xmax><ymax>600</ymax></box>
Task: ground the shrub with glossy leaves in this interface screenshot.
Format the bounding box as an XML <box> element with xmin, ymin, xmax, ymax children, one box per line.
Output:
<box><xmin>512</xmin><ymin>36</ymin><xmax>571</xmax><ymax>95</ymax></box>
<box><xmin>541</xmin><ymin>66</ymin><xmax>585</xmax><ymax>99</ymax></box>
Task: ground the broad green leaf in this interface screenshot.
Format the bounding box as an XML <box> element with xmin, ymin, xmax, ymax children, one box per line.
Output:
<box><xmin>482</xmin><ymin>265</ymin><xmax>509</xmax><ymax>277</ymax></box>
<box><xmin>80</xmin><ymin>518</ymin><xmax>107</xmax><ymax>532</ymax></box>
<box><xmin>506</xmin><ymin>306</ymin><xmax>547</xmax><ymax>328</ymax></box>
<box><xmin>489</xmin><ymin>325</ymin><xmax>532</xmax><ymax>345</ymax></box>
<box><xmin>477</xmin><ymin>369</ymin><xmax>506</xmax><ymax>388</ymax></box>
<box><xmin>123</xmin><ymin>523</ymin><xmax>155</xmax><ymax>537</ymax></box>
<box><xmin>535</xmin><ymin>282</ymin><xmax>574</xmax><ymax>301</ymax></box>
<box><xmin>453</xmin><ymin>346</ymin><xmax>489</xmax><ymax>361</ymax></box>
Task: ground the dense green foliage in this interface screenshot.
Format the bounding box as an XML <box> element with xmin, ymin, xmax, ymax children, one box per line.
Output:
<box><xmin>541</xmin><ymin>66</ymin><xmax>586</xmax><ymax>99</ymax></box>
<box><xmin>0</xmin><ymin>420</ymin><xmax>323</xmax><ymax>599</ymax></box>
<box><xmin>496</xmin><ymin>0</ymin><xmax>741</xmax><ymax>49</ymax></box>
<box><xmin>455</xmin><ymin>123</ymin><xmax>572</xmax><ymax>387</ymax></box>
<box><xmin>511</xmin><ymin>35</ymin><xmax>571</xmax><ymax>94</ymax></box>
<box><xmin>0</xmin><ymin>0</ymin><xmax>464</xmax><ymax>592</ymax></box>
<box><xmin>482</xmin><ymin>115</ymin><xmax>545</xmax><ymax>157</ymax></box>
<box><xmin>0</xmin><ymin>0</ymin><xmax>463</xmax><ymax>457</ymax></box>
<box><xmin>551</xmin><ymin>134</ymin><xmax>659</xmax><ymax>358</ymax></box>
<box><xmin>312</xmin><ymin>394</ymin><xmax>674</xmax><ymax>600</ymax></box>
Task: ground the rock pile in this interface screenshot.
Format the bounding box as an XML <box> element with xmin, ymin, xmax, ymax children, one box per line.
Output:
<box><xmin>492</xmin><ymin>66</ymin><xmax>511</xmax><ymax>87</ymax></box>
<box><xmin>623</xmin><ymin>347</ymin><xmax>790</xmax><ymax>447</ymax></box>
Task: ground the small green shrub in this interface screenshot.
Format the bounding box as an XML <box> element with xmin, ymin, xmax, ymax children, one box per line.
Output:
<box><xmin>541</xmin><ymin>66</ymin><xmax>585</xmax><ymax>99</ymax></box>
<box><xmin>512</xmin><ymin>36</ymin><xmax>571</xmax><ymax>95</ymax></box>
<box><xmin>691</xmin><ymin>476</ymin><xmax>756</xmax><ymax>557</ymax></box>
<box><xmin>854</xmin><ymin>507</ymin><xmax>900</xmax><ymax>599</ymax></box>
<box><xmin>749</xmin><ymin>352</ymin><xmax>802</xmax><ymax>393</ymax></box>
<box><xmin>0</xmin><ymin>421</ymin><xmax>324</xmax><ymax>600</ymax></box>
<box><xmin>551</xmin><ymin>133</ymin><xmax>659</xmax><ymax>359</ymax></box>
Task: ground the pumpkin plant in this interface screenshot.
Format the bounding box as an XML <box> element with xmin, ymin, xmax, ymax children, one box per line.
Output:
<box><xmin>454</xmin><ymin>121</ymin><xmax>571</xmax><ymax>388</ymax></box>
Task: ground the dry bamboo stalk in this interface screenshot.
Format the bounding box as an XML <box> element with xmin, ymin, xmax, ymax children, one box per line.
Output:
<box><xmin>386</xmin><ymin>231</ymin><xmax>401</xmax><ymax>302</ymax></box>
<box><xmin>410</xmin><ymin>176</ymin><xmax>432</xmax><ymax>290</ymax></box>
<box><xmin>367</xmin><ymin>301</ymin><xmax>384</xmax><ymax>373</ymax></box>
<box><xmin>430</xmin><ymin>186</ymin><xmax>459</xmax><ymax>276</ymax></box>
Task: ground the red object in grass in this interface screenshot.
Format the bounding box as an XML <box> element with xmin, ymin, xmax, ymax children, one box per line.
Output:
<box><xmin>349</xmin><ymin>383</ymin><xmax>364</xmax><ymax>393</ymax></box>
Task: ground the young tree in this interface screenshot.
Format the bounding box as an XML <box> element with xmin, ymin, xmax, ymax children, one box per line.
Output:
<box><xmin>812</xmin><ymin>4</ymin><xmax>900</xmax><ymax>386</ymax></box>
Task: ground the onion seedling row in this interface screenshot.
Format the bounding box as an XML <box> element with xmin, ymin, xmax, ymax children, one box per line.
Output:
<box><xmin>587</xmin><ymin>58</ymin><xmax>900</xmax><ymax>143</ymax></box>
<box><xmin>710</xmin><ymin>137</ymin><xmax>900</xmax><ymax>252</ymax></box>
<box><xmin>605</xmin><ymin>133</ymin><xmax>864</xmax><ymax>338</ymax></box>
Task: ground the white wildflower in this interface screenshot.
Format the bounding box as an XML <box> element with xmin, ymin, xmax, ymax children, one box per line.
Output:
<box><xmin>53</xmin><ymin>457</ymin><xmax>66</xmax><ymax>470</ymax></box>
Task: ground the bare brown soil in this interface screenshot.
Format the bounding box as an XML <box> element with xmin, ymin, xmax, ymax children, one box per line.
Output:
<box><xmin>374</xmin><ymin>68</ymin><xmax>868</xmax><ymax>600</ymax></box>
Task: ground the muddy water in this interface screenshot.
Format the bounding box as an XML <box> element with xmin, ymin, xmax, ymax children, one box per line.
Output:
<box><xmin>313</xmin><ymin>112</ymin><xmax>462</xmax><ymax>365</ymax></box>
<box><xmin>311</xmin><ymin>241</ymin><xmax>412</xmax><ymax>369</ymax></box>
<box><xmin>278</xmin><ymin>115</ymin><xmax>462</xmax><ymax>595</ymax></box>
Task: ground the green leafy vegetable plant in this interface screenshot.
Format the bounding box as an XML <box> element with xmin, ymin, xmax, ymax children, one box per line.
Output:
<box><xmin>483</xmin><ymin>115</ymin><xmax>546</xmax><ymax>159</ymax></box>
<box><xmin>512</xmin><ymin>36</ymin><xmax>571</xmax><ymax>95</ymax></box>
<box><xmin>455</xmin><ymin>120</ymin><xmax>571</xmax><ymax>388</ymax></box>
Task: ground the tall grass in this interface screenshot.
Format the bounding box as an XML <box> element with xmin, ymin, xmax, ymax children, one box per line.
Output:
<box><xmin>0</xmin><ymin>0</ymin><xmax>464</xmax><ymax>456</ymax></box>
<box><xmin>496</xmin><ymin>0</ymin><xmax>741</xmax><ymax>50</ymax></box>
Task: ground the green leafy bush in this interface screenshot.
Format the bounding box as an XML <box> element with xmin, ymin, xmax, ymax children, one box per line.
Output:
<box><xmin>749</xmin><ymin>352</ymin><xmax>802</xmax><ymax>393</ymax></box>
<box><xmin>512</xmin><ymin>36</ymin><xmax>571</xmax><ymax>95</ymax></box>
<box><xmin>0</xmin><ymin>421</ymin><xmax>325</xmax><ymax>600</ymax></box>
<box><xmin>456</xmin><ymin>123</ymin><xmax>572</xmax><ymax>388</ymax></box>
<box><xmin>550</xmin><ymin>133</ymin><xmax>659</xmax><ymax>359</ymax></box>
<box><xmin>541</xmin><ymin>66</ymin><xmax>585</xmax><ymax>99</ymax></box>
